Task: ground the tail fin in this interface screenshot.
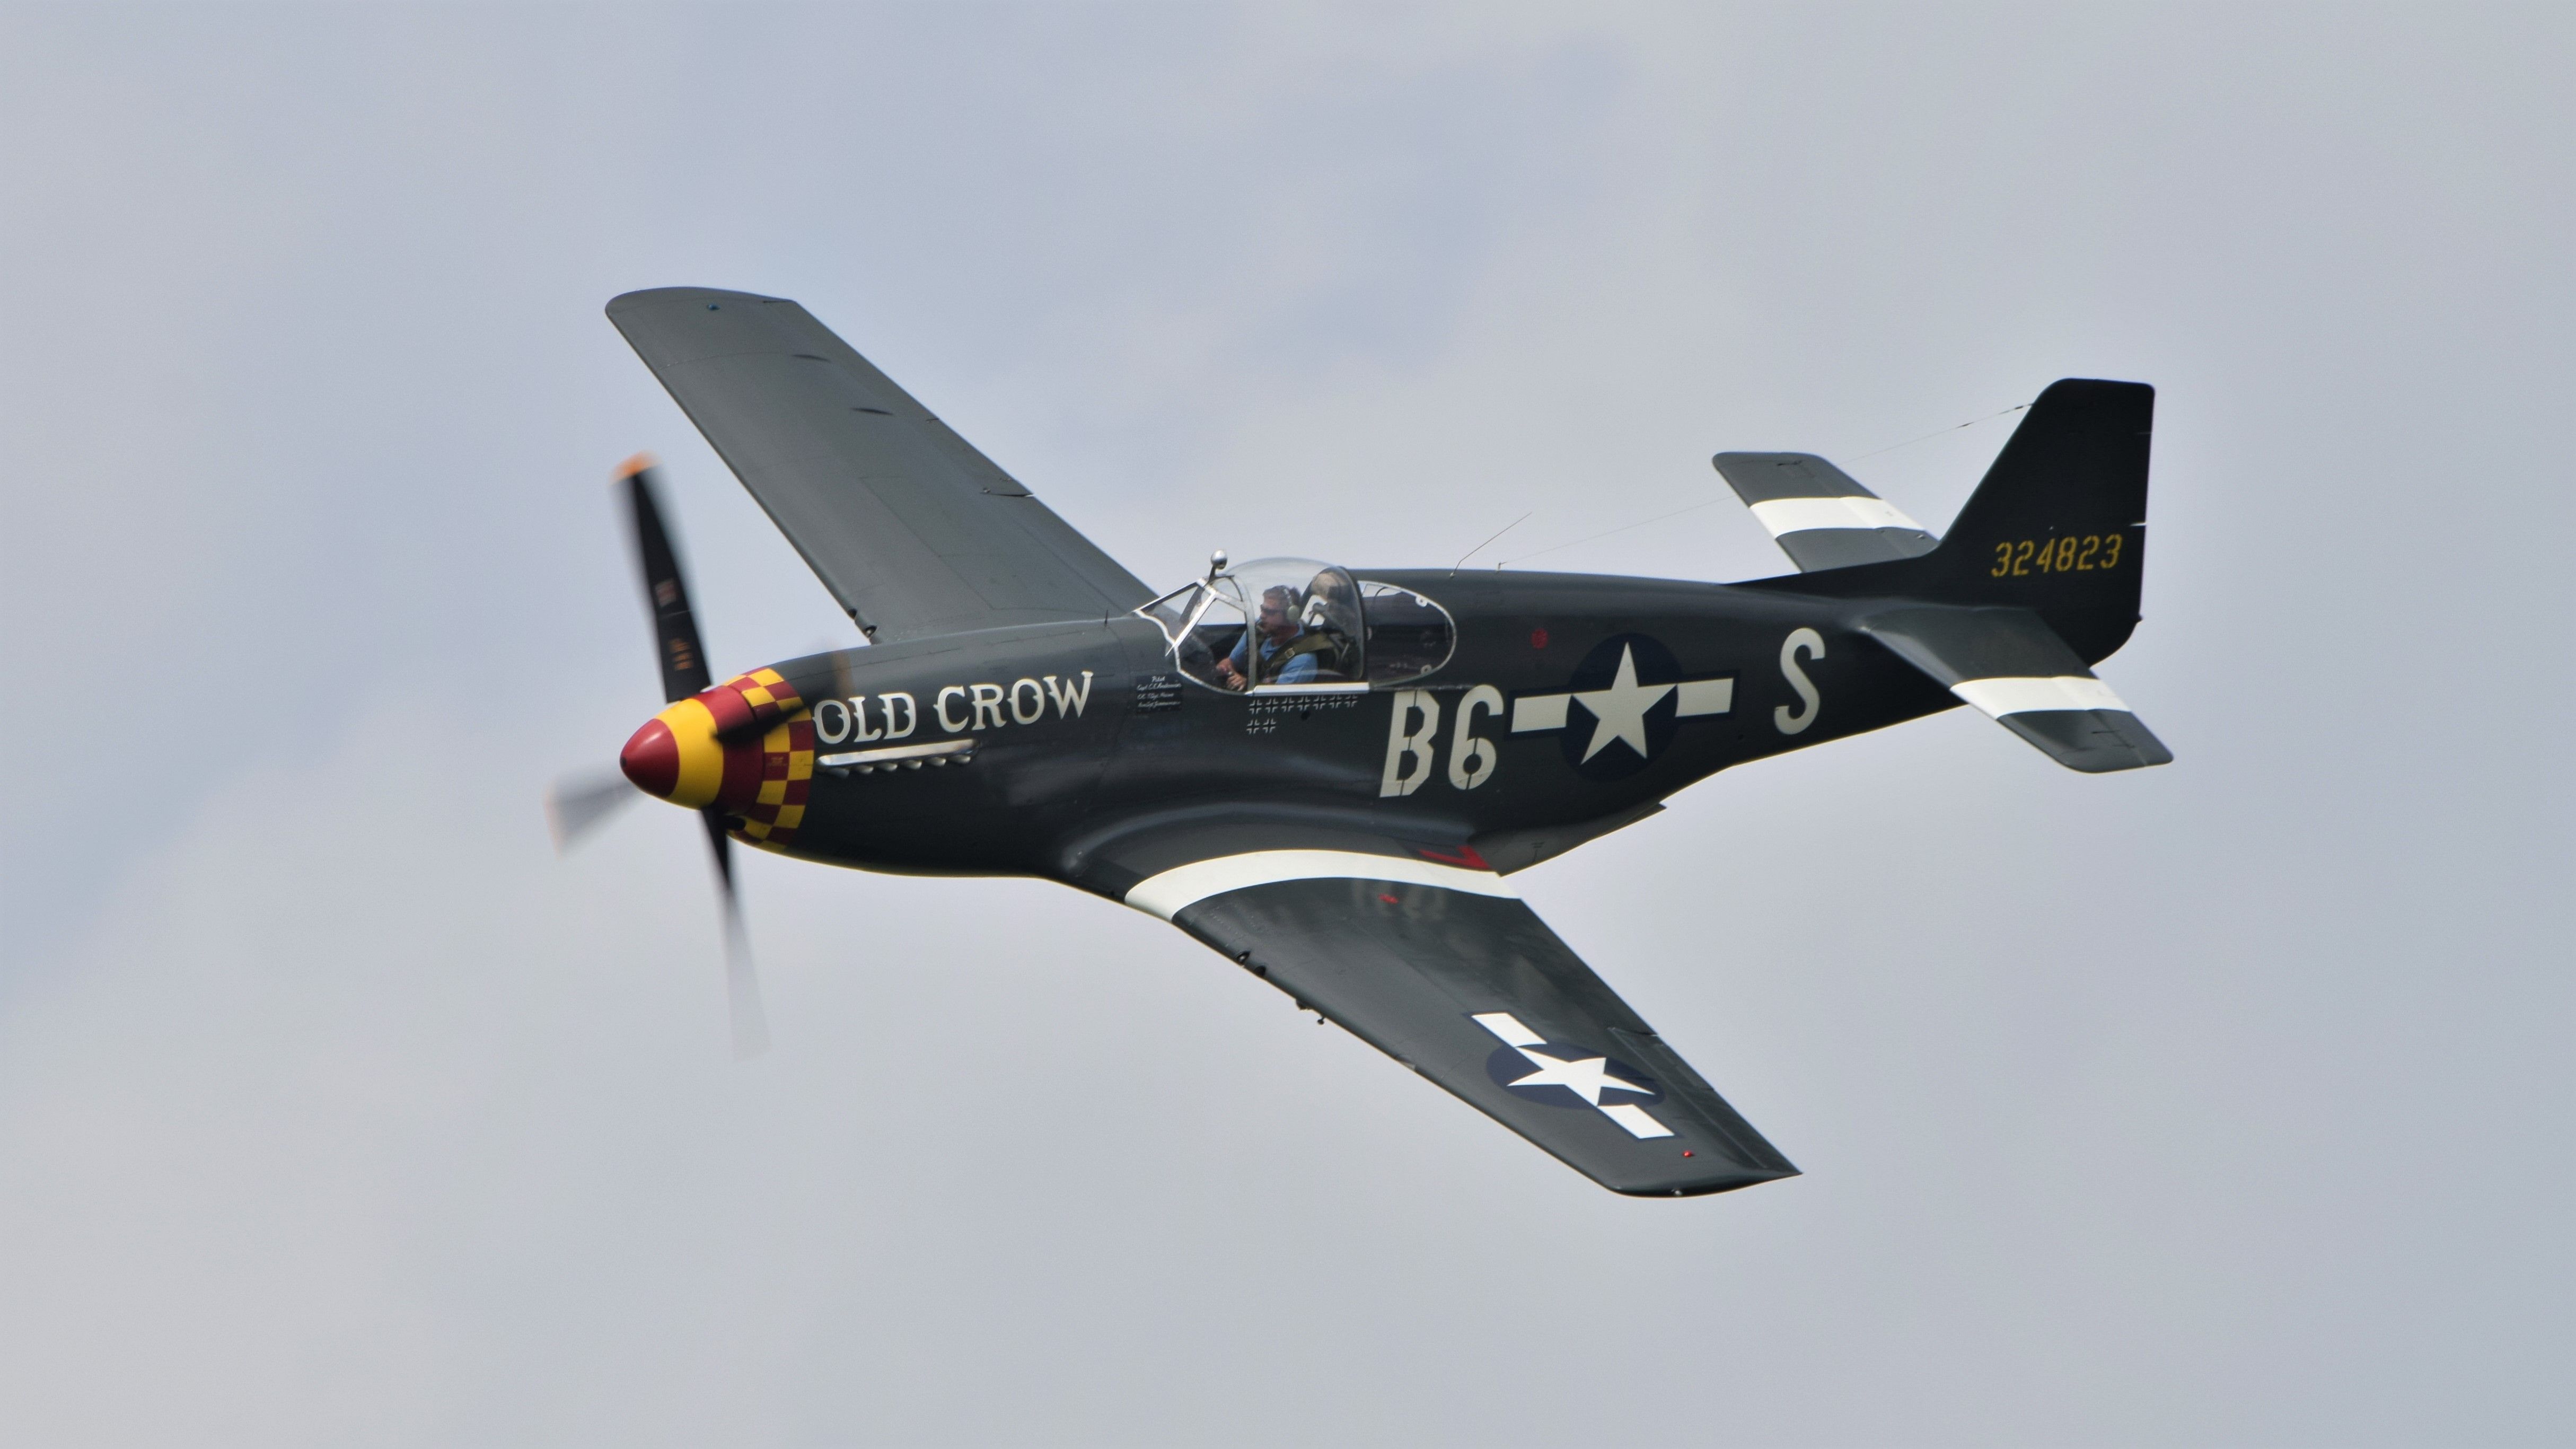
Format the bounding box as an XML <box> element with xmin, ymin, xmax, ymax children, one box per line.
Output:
<box><xmin>1913</xmin><ymin>378</ymin><xmax>2154</xmax><ymax>658</ymax></box>
<box><xmin>1746</xmin><ymin>379</ymin><xmax>2155</xmax><ymax>664</ymax></box>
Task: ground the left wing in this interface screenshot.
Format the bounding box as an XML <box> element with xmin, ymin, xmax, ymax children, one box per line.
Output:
<box><xmin>608</xmin><ymin>287</ymin><xmax>1151</xmax><ymax>644</ymax></box>
<box><xmin>1104</xmin><ymin>837</ymin><xmax>1798</xmax><ymax>1196</ymax></box>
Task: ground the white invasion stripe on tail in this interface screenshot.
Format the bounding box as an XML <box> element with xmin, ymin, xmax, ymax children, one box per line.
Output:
<box><xmin>1747</xmin><ymin>495</ymin><xmax>1926</xmax><ymax>537</ymax></box>
<box><xmin>1951</xmin><ymin>675</ymin><xmax>2130</xmax><ymax>718</ymax></box>
<box><xmin>1124</xmin><ymin>849</ymin><xmax>1518</xmax><ymax>920</ymax></box>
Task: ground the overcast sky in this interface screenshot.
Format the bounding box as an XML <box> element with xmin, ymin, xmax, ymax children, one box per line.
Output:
<box><xmin>2</xmin><ymin>5</ymin><xmax>2568</xmax><ymax>1445</ymax></box>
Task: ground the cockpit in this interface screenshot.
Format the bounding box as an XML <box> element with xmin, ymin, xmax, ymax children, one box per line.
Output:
<box><xmin>1139</xmin><ymin>557</ymin><xmax>1457</xmax><ymax>693</ymax></box>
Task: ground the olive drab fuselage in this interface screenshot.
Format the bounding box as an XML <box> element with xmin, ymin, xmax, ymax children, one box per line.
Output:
<box><xmin>732</xmin><ymin>567</ymin><xmax>2008</xmax><ymax>892</ymax></box>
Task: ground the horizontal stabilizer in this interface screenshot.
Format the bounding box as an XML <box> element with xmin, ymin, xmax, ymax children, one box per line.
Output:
<box><xmin>1861</xmin><ymin>605</ymin><xmax>2171</xmax><ymax>773</ymax></box>
<box><xmin>1713</xmin><ymin>452</ymin><xmax>1938</xmax><ymax>572</ymax></box>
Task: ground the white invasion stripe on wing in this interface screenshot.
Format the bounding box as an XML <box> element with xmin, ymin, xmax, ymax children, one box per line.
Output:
<box><xmin>1950</xmin><ymin>675</ymin><xmax>2130</xmax><ymax>718</ymax></box>
<box><xmin>1747</xmin><ymin>495</ymin><xmax>1926</xmax><ymax>537</ymax></box>
<box><xmin>1472</xmin><ymin>1012</ymin><xmax>1545</xmax><ymax>1047</ymax></box>
<box><xmin>1123</xmin><ymin>849</ymin><xmax>1520</xmax><ymax>921</ymax></box>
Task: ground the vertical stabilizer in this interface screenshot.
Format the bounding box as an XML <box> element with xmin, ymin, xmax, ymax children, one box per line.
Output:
<box><xmin>1914</xmin><ymin>379</ymin><xmax>2154</xmax><ymax>660</ymax></box>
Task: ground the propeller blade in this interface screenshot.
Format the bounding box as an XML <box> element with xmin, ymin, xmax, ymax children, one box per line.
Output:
<box><xmin>621</xmin><ymin>455</ymin><xmax>714</xmax><ymax>705</ymax></box>
<box><xmin>545</xmin><ymin>770</ymin><xmax>640</xmax><ymax>852</ymax></box>
<box><xmin>702</xmin><ymin>807</ymin><xmax>771</xmax><ymax>1060</ymax></box>
<box><xmin>605</xmin><ymin>456</ymin><xmax>771</xmax><ymax>1059</ymax></box>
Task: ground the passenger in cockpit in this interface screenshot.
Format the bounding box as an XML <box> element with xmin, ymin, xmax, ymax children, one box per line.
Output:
<box><xmin>1216</xmin><ymin>584</ymin><xmax>1321</xmax><ymax>690</ymax></box>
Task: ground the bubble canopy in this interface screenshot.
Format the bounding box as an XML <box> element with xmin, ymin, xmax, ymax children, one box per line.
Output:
<box><xmin>1140</xmin><ymin>557</ymin><xmax>1456</xmax><ymax>693</ymax></box>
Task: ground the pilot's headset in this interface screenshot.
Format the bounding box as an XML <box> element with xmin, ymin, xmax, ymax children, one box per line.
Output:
<box><xmin>1263</xmin><ymin>583</ymin><xmax>1303</xmax><ymax>625</ymax></box>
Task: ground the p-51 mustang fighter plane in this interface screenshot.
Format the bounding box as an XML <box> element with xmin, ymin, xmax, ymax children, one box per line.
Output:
<box><xmin>552</xmin><ymin>286</ymin><xmax>2170</xmax><ymax>1198</ymax></box>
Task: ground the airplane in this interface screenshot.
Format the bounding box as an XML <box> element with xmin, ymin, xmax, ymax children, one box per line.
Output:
<box><xmin>550</xmin><ymin>286</ymin><xmax>2170</xmax><ymax>1198</ymax></box>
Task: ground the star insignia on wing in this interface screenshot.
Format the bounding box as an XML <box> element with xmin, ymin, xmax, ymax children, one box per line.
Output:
<box><xmin>1501</xmin><ymin>1043</ymin><xmax>1659</xmax><ymax>1104</ymax></box>
<box><xmin>1470</xmin><ymin>1012</ymin><xmax>1675</xmax><ymax>1139</ymax></box>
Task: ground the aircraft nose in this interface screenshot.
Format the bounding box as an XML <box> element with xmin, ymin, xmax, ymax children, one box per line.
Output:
<box><xmin>616</xmin><ymin>673</ymin><xmax>800</xmax><ymax>813</ymax></box>
<box><xmin>619</xmin><ymin>698</ymin><xmax>731</xmax><ymax>809</ymax></box>
<box><xmin>621</xmin><ymin>718</ymin><xmax>681</xmax><ymax>798</ymax></box>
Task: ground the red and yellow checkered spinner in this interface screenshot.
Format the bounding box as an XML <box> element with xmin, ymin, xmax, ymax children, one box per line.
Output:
<box><xmin>618</xmin><ymin>668</ymin><xmax>816</xmax><ymax>847</ymax></box>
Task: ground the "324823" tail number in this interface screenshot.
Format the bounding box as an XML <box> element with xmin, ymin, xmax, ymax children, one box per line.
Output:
<box><xmin>1992</xmin><ymin>532</ymin><xmax>2124</xmax><ymax>577</ymax></box>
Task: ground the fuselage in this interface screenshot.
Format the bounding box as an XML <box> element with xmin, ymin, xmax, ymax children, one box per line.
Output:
<box><xmin>620</xmin><ymin>568</ymin><xmax>1990</xmax><ymax>897</ymax></box>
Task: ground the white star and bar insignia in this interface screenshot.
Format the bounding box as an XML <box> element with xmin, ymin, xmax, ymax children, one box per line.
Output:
<box><xmin>1508</xmin><ymin>643</ymin><xmax>1734</xmax><ymax>761</ymax></box>
<box><xmin>1473</xmin><ymin>1012</ymin><xmax>1674</xmax><ymax>1140</ymax></box>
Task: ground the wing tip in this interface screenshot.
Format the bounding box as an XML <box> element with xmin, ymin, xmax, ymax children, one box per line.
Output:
<box><xmin>1611</xmin><ymin>1165</ymin><xmax>1803</xmax><ymax>1199</ymax></box>
<box><xmin>605</xmin><ymin>285</ymin><xmax>788</xmax><ymax>317</ymax></box>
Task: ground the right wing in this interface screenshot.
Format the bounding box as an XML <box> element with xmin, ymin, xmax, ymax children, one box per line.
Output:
<box><xmin>608</xmin><ymin>287</ymin><xmax>1151</xmax><ymax>644</ymax></box>
<box><xmin>1713</xmin><ymin>451</ymin><xmax>1938</xmax><ymax>572</ymax></box>
<box><xmin>1105</xmin><ymin>835</ymin><xmax>1798</xmax><ymax>1197</ymax></box>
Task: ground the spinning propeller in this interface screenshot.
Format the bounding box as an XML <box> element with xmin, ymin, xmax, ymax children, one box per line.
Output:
<box><xmin>547</xmin><ymin>455</ymin><xmax>771</xmax><ymax>1059</ymax></box>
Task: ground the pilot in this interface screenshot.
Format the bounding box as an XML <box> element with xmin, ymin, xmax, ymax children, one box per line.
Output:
<box><xmin>1216</xmin><ymin>584</ymin><xmax>1324</xmax><ymax>690</ymax></box>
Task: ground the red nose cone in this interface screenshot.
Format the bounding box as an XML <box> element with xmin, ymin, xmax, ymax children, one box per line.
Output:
<box><xmin>620</xmin><ymin>718</ymin><xmax>680</xmax><ymax>798</ymax></box>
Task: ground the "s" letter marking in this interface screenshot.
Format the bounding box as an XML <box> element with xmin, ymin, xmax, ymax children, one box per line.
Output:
<box><xmin>1774</xmin><ymin>628</ymin><xmax>1824</xmax><ymax>735</ymax></box>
